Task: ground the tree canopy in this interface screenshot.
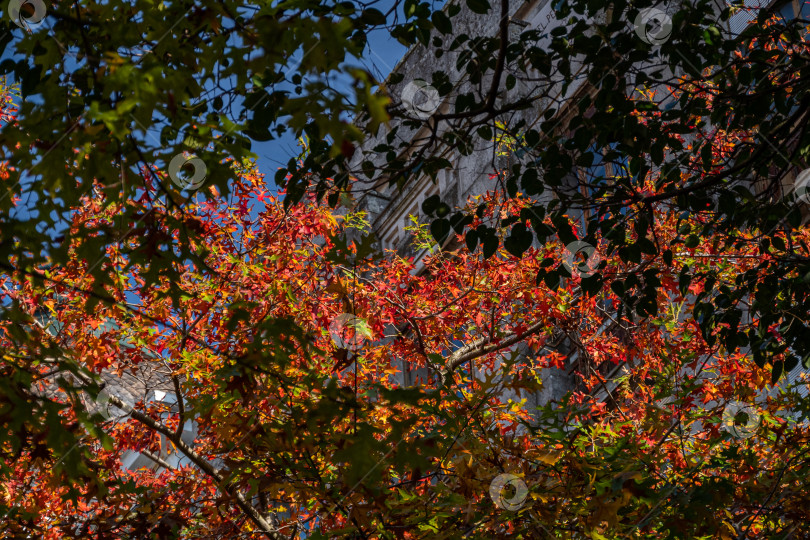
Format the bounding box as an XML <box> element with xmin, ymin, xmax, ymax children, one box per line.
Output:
<box><xmin>1</xmin><ymin>164</ymin><xmax>809</xmax><ymax>537</ymax></box>
<box><xmin>1</xmin><ymin>0</ymin><xmax>809</xmax><ymax>380</ymax></box>
<box><xmin>1</xmin><ymin>0</ymin><xmax>810</xmax><ymax>537</ymax></box>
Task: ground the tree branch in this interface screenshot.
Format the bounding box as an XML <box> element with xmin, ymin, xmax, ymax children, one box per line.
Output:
<box><xmin>484</xmin><ymin>0</ymin><xmax>511</xmax><ymax>113</ymax></box>
<box><xmin>172</xmin><ymin>375</ymin><xmax>186</xmax><ymax>438</ymax></box>
<box><xmin>440</xmin><ymin>318</ymin><xmax>549</xmax><ymax>386</ymax></box>
<box><xmin>72</xmin><ymin>371</ymin><xmax>286</xmax><ymax>540</ymax></box>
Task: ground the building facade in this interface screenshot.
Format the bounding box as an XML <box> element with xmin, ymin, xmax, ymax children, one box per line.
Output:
<box><xmin>352</xmin><ymin>0</ymin><xmax>809</xmax><ymax>412</ymax></box>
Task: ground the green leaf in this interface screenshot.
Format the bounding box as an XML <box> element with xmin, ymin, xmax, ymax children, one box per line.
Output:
<box><xmin>551</xmin><ymin>214</ymin><xmax>576</xmax><ymax>245</ymax></box>
<box><xmin>771</xmin><ymin>360</ymin><xmax>784</xmax><ymax>385</ymax></box>
<box><xmin>466</xmin><ymin>0</ymin><xmax>490</xmax><ymax>14</ymax></box>
<box><xmin>544</xmin><ymin>269</ymin><xmax>560</xmax><ymax>289</ymax></box>
<box><xmin>521</xmin><ymin>167</ymin><xmax>543</xmax><ymax>196</ymax></box>
<box><xmin>432</xmin><ymin>11</ymin><xmax>453</xmax><ymax>34</ymax></box>
<box><xmin>482</xmin><ymin>233</ymin><xmax>498</xmax><ymax>259</ymax></box>
<box><xmin>465</xmin><ymin>229</ymin><xmax>479</xmax><ymax>251</ymax></box>
<box><xmin>476</xmin><ymin>125</ymin><xmax>492</xmax><ymax>140</ymax></box>
<box><xmin>704</xmin><ymin>26</ymin><xmax>721</xmax><ymax>46</ymax></box>
<box><xmin>361</xmin><ymin>8</ymin><xmax>387</xmax><ymax>25</ymax></box>
<box><xmin>430</xmin><ymin>218</ymin><xmax>451</xmax><ymax>245</ymax></box>
<box><xmin>422</xmin><ymin>194</ymin><xmax>441</xmax><ymax>215</ymax></box>
<box><xmin>580</xmin><ymin>274</ymin><xmax>602</xmax><ymax>295</ymax></box>
<box><xmin>504</xmin><ymin>223</ymin><xmax>533</xmax><ymax>257</ymax></box>
<box><xmin>524</xmin><ymin>130</ymin><xmax>539</xmax><ymax>148</ymax></box>
<box><xmin>450</xmin><ymin>212</ymin><xmax>473</xmax><ymax>233</ymax></box>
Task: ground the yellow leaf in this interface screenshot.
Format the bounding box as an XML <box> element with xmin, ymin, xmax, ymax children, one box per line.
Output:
<box><xmin>720</xmin><ymin>520</ymin><xmax>736</xmax><ymax>540</ymax></box>
<box><xmin>84</xmin><ymin>124</ymin><xmax>105</xmax><ymax>136</ymax></box>
<box><xmin>537</xmin><ymin>451</ymin><xmax>561</xmax><ymax>466</ymax></box>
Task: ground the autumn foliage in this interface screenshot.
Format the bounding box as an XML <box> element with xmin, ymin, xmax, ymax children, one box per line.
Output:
<box><xmin>0</xmin><ymin>152</ymin><xmax>808</xmax><ymax>539</ymax></box>
<box><xmin>2</xmin><ymin>6</ymin><xmax>810</xmax><ymax>537</ymax></box>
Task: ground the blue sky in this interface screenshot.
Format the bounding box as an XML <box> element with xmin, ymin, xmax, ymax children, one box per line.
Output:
<box><xmin>1</xmin><ymin>8</ymin><xmax>408</xmax><ymax>224</ymax></box>
<box><xmin>253</xmin><ymin>26</ymin><xmax>406</xmax><ymax>180</ymax></box>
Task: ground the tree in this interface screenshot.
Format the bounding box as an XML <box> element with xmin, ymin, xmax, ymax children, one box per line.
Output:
<box><xmin>2</xmin><ymin>0</ymin><xmax>810</xmax><ymax>537</ymax></box>
<box><xmin>2</xmin><ymin>0</ymin><xmax>809</xmax><ymax>384</ymax></box>
<box><xmin>394</xmin><ymin>0</ymin><xmax>810</xmax><ymax>384</ymax></box>
<box><xmin>2</xmin><ymin>160</ymin><xmax>809</xmax><ymax>538</ymax></box>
